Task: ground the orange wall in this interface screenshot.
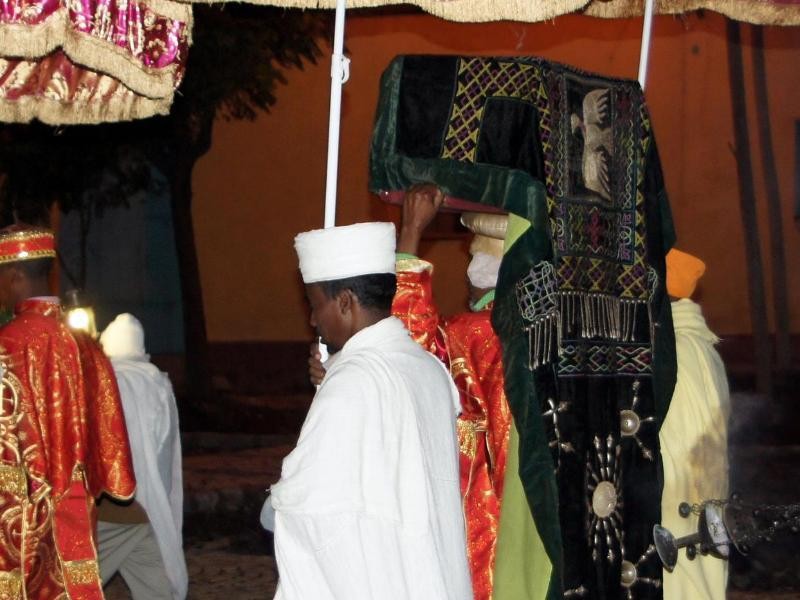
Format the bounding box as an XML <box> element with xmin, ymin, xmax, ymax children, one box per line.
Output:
<box><xmin>192</xmin><ymin>11</ymin><xmax>800</xmax><ymax>342</ymax></box>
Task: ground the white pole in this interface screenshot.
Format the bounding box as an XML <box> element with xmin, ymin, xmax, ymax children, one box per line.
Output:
<box><xmin>638</xmin><ymin>0</ymin><xmax>656</xmax><ymax>90</ymax></box>
<box><xmin>323</xmin><ymin>0</ymin><xmax>350</xmax><ymax>228</ymax></box>
<box><xmin>318</xmin><ymin>0</ymin><xmax>350</xmax><ymax>363</ymax></box>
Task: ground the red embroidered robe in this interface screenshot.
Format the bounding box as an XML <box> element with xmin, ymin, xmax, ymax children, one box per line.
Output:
<box><xmin>392</xmin><ymin>258</ymin><xmax>511</xmax><ymax>600</ymax></box>
<box><xmin>0</xmin><ymin>298</ymin><xmax>135</xmax><ymax>599</ymax></box>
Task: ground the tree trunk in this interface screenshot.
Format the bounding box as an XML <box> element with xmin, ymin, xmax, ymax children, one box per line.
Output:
<box><xmin>165</xmin><ymin>105</ymin><xmax>218</xmax><ymax>403</ymax></box>
<box><xmin>170</xmin><ymin>146</ymin><xmax>212</xmax><ymax>402</ymax></box>
<box><xmin>726</xmin><ymin>19</ymin><xmax>773</xmax><ymax>397</ymax></box>
<box><xmin>752</xmin><ymin>25</ymin><xmax>792</xmax><ymax>374</ymax></box>
<box><xmin>795</xmin><ymin>120</ymin><xmax>800</xmax><ymax>226</ymax></box>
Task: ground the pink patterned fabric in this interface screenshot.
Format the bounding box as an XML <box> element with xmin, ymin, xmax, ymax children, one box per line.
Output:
<box><xmin>1</xmin><ymin>0</ymin><xmax>188</xmax><ymax>70</ymax></box>
<box><xmin>0</xmin><ymin>0</ymin><xmax>191</xmax><ymax>123</ymax></box>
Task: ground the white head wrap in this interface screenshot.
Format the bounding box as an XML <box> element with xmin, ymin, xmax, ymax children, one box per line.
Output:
<box><xmin>461</xmin><ymin>213</ymin><xmax>507</xmax><ymax>290</ymax></box>
<box><xmin>467</xmin><ymin>252</ymin><xmax>502</xmax><ymax>289</ymax></box>
<box><xmin>294</xmin><ymin>222</ymin><xmax>396</xmax><ymax>284</ymax></box>
<box><xmin>100</xmin><ymin>313</ymin><xmax>149</xmax><ymax>361</ymax></box>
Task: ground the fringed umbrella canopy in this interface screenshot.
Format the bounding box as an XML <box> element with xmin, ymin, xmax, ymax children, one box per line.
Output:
<box><xmin>0</xmin><ymin>0</ymin><xmax>192</xmax><ymax>124</ymax></box>
<box><xmin>177</xmin><ymin>0</ymin><xmax>800</xmax><ymax>25</ymax></box>
<box><xmin>1</xmin><ymin>0</ymin><xmax>798</xmax><ymax>125</ymax></box>
<box><xmin>586</xmin><ymin>0</ymin><xmax>800</xmax><ymax>25</ymax></box>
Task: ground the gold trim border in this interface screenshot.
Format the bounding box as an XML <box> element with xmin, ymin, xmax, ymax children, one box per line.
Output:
<box><xmin>396</xmin><ymin>257</ymin><xmax>433</xmax><ymax>275</ymax></box>
<box><xmin>178</xmin><ymin>0</ymin><xmax>589</xmax><ymax>24</ymax></box>
<box><xmin>0</xmin><ymin>249</ymin><xmax>56</xmax><ymax>264</ymax></box>
<box><xmin>0</xmin><ymin>228</ymin><xmax>53</xmax><ymax>242</ymax></box>
<box><xmin>0</xmin><ymin>464</ymin><xmax>27</xmax><ymax>497</ymax></box>
<box><xmin>0</xmin><ymin>569</ymin><xmax>22</xmax><ymax>600</ymax></box>
<box><xmin>63</xmin><ymin>558</ymin><xmax>100</xmax><ymax>586</ymax></box>
<box><xmin>0</xmin><ymin>93</ymin><xmax>172</xmax><ymax>125</ymax></box>
<box><xmin>585</xmin><ymin>0</ymin><xmax>800</xmax><ymax>25</ymax></box>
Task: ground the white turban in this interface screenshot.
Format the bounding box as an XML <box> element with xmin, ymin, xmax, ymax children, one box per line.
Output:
<box><xmin>100</xmin><ymin>313</ymin><xmax>149</xmax><ymax>361</ymax></box>
<box><xmin>294</xmin><ymin>222</ymin><xmax>396</xmax><ymax>284</ymax></box>
<box><xmin>467</xmin><ymin>252</ymin><xmax>501</xmax><ymax>290</ymax></box>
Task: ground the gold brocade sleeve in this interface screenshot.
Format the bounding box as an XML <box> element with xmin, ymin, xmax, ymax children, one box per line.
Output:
<box><xmin>445</xmin><ymin>310</ymin><xmax>513</xmax><ymax>600</ymax></box>
<box><xmin>0</xmin><ymin>306</ymin><xmax>111</xmax><ymax>598</ymax></box>
<box><xmin>392</xmin><ymin>258</ymin><xmax>447</xmax><ymax>362</ymax></box>
<box><xmin>73</xmin><ymin>333</ymin><xmax>136</xmax><ymax>501</ymax></box>
<box><xmin>446</xmin><ymin>312</ymin><xmax>511</xmax><ymax>497</ymax></box>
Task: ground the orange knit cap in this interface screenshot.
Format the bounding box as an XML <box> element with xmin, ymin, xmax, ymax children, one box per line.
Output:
<box><xmin>666</xmin><ymin>248</ymin><xmax>706</xmax><ymax>299</ymax></box>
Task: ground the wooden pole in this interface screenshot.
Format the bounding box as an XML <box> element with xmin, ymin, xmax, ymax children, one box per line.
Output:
<box><xmin>726</xmin><ymin>19</ymin><xmax>773</xmax><ymax>396</ymax></box>
<box><xmin>751</xmin><ymin>25</ymin><xmax>792</xmax><ymax>374</ymax></box>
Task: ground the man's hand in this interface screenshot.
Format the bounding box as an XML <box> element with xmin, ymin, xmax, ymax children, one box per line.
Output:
<box><xmin>309</xmin><ymin>342</ymin><xmax>326</xmax><ymax>386</ymax></box>
<box><xmin>397</xmin><ymin>184</ymin><xmax>444</xmax><ymax>255</ymax></box>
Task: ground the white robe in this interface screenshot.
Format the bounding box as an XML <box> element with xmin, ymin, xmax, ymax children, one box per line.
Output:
<box><xmin>270</xmin><ymin>317</ymin><xmax>472</xmax><ymax>600</ymax></box>
<box><xmin>660</xmin><ymin>299</ymin><xmax>730</xmax><ymax>600</ymax></box>
<box><xmin>111</xmin><ymin>358</ymin><xmax>188</xmax><ymax>600</ymax></box>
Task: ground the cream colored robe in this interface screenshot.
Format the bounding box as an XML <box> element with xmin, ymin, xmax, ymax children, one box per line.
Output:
<box><xmin>660</xmin><ymin>299</ymin><xmax>730</xmax><ymax>600</ymax></box>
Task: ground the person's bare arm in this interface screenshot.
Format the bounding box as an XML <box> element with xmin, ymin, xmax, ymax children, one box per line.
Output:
<box><xmin>396</xmin><ymin>184</ymin><xmax>444</xmax><ymax>255</ymax></box>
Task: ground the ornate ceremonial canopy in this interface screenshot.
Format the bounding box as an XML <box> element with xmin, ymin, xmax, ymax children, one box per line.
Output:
<box><xmin>0</xmin><ymin>0</ymin><xmax>192</xmax><ymax>124</ymax></box>
<box><xmin>178</xmin><ymin>0</ymin><xmax>800</xmax><ymax>25</ymax></box>
<box><xmin>585</xmin><ymin>0</ymin><xmax>800</xmax><ymax>25</ymax></box>
<box><xmin>1</xmin><ymin>0</ymin><xmax>798</xmax><ymax>124</ymax></box>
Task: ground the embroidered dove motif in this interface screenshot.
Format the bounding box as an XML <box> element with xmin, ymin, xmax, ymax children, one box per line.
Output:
<box><xmin>570</xmin><ymin>88</ymin><xmax>613</xmax><ymax>201</ymax></box>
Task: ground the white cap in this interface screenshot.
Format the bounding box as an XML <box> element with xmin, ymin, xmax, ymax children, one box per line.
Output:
<box><xmin>294</xmin><ymin>222</ymin><xmax>396</xmax><ymax>284</ymax></box>
<box><xmin>461</xmin><ymin>212</ymin><xmax>508</xmax><ymax>241</ymax></box>
<box><xmin>100</xmin><ymin>313</ymin><xmax>149</xmax><ymax>361</ymax></box>
<box><xmin>467</xmin><ymin>252</ymin><xmax>501</xmax><ymax>289</ymax></box>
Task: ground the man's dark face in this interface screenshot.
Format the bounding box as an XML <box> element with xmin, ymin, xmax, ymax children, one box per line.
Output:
<box><xmin>305</xmin><ymin>283</ymin><xmax>350</xmax><ymax>354</ymax></box>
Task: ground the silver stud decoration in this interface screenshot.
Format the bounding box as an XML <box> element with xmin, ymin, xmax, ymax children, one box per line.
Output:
<box><xmin>587</xmin><ymin>435</ymin><xmax>623</xmax><ymax>564</ymax></box>
<box><xmin>621</xmin><ymin>545</ymin><xmax>662</xmax><ymax>599</ymax></box>
<box><xmin>620</xmin><ymin>379</ymin><xmax>655</xmax><ymax>461</ymax></box>
<box><xmin>620</xmin><ymin>560</ymin><xmax>637</xmax><ymax>587</ymax></box>
<box><xmin>592</xmin><ymin>481</ymin><xmax>618</xmax><ymax>519</ymax></box>
<box><xmin>564</xmin><ymin>585</ymin><xmax>588</xmax><ymax>597</ymax></box>
<box><xmin>543</xmin><ymin>397</ymin><xmax>574</xmax><ymax>473</ymax></box>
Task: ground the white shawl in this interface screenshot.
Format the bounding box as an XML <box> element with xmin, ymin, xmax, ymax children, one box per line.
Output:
<box><xmin>270</xmin><ymin>317</ymin><xmax>471</xmax><ymax>600</ymax></box>
<box><xmin>111</xmin><ymin>358</ymin><xmax>188</xmax><ymax>600</ymax></box>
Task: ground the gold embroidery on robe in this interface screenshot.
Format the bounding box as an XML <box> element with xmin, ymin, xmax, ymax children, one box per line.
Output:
<box><xmin>393</xmin><ymin>261</ymin><xmax>511</xmax><ymax>600</ymax></box>
<box><xmin>0</xmin><ymin>299</ymin><xmax>135</xmax><ymax>599</ymax></box>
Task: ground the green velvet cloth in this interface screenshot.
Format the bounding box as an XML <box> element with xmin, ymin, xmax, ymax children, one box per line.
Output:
<box><xmin>371</xmin><ymin>55</ymin><xmax>677</xmax><ymax>599</ymax></box>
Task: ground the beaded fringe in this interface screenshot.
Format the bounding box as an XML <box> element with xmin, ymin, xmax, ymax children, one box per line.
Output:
<box><xmin>523</xmin><ymin>292</ymin><xmax>650</xmax><ymax>370</ymax></box>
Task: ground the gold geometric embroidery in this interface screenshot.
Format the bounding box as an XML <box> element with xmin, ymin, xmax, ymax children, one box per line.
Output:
<box><xmin>0</xmin><ymin>569</ymin><xmax>22</xmax><ymax>599</ymax></box>
<box><xmin>442</xmin><ymin>58</ymin><xmax>538</xmax><ymax>163</ymax></box>
<box><xmin>0</xmin><ymin>465</ymin><xmax>26</xmax><ymax>497</ymax></box>
<box><xmin>457</xmin><ymin>418</ymin><xmax>487</xmax><ymax>461</ymax></box>
<box><xmin>62</xmin><ymin>559</ymin><xmax>100</xmax><ymax>586</ymax></box>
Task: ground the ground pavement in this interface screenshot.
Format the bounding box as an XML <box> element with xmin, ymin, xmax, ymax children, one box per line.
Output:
<box><xmin>103</xmin><ymin>401</ymin><xmax>800</xmax><ymax>599</ymax></box>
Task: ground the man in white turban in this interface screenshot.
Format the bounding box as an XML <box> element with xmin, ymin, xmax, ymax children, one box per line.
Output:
<box><xmin>268</xmin><ymin>221</ymin><xmax>471</xmax><ymax>600</ymax></box>
<box><xmin>97</xmin><ymin>313</ymin><xmax>187</xmax><ymax>600</ymax></box>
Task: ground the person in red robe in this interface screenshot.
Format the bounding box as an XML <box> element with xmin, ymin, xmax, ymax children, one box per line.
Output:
<box><xmin>392</xmin><ymin>185</ymin><xmax>511</xmax><ymax>600</ymax></box>
<box><xmin>0</xmin><ymin>225</ymin><xmax>136</xmax><ymax>600</ymax></box>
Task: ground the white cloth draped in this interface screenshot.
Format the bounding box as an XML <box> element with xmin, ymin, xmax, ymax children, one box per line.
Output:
<box><xmin>660</xmin><ymin>299</ymin><xmax>730</xmax><ymax>600</ymax></box>
<box><xmin>110</xmin><ymin>358</ymin><xmax>188</xmax><ymax>600</ymax></box>
<box><xmin>270</xmin><ymin>316</ymin><xmax>471</xmax><ymax>600</ymax></box>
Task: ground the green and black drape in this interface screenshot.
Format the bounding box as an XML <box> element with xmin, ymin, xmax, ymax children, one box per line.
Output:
<box><xmin>370</xmin><ymin>55</ymin><xmax>677</xmax><ymax>600</ymax></box>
